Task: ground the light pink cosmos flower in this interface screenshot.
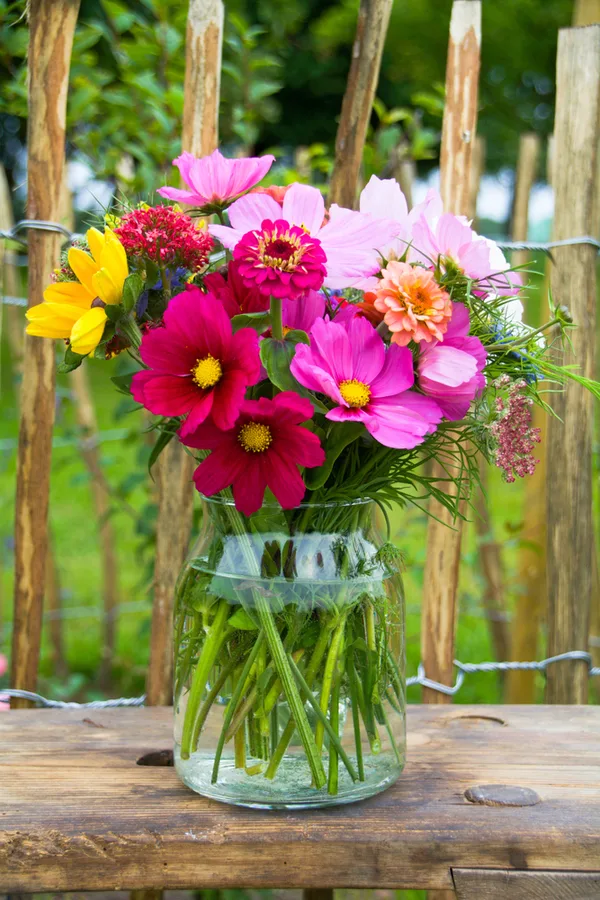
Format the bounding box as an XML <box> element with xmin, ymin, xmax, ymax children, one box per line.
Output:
<box><xmin>417</xmin><ymin>302</ymin><xmax>487</xmax><ymax>421</ymax></box>
<box><xmin>410</xmin><ymin>202</ymin><xmax>521</xmax><ymax>296</ymax></box>
<box><xmin>209</xmin><ymin>183</ymin><xmax>402</xmax><ymax>291</ymax></box>
<box><xmin>291</xmin><ymin>315</ymin><xmax>443</xmax><ymax>449</ymax></box>
<box><xmin>157</xmin><ymin>149</ymin><xmax>275</xmax><ymax>209</ymax></box>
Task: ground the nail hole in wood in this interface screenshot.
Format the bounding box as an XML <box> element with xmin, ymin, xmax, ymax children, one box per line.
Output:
<box><xmin>464</xmin><ymin>784</ymin><xmax>541</xmax><ymax>807</ymax></box>
<box><xmin>137</xmin><ymin>749</ymin><xmax>174</xmax><ymax>767</ymax></box>
<box><xmin>443</xmin><ymin>713</ymin><xmax>506</xmax><ymax>727</ymax></box>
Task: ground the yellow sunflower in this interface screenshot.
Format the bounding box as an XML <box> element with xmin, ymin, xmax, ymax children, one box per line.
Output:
<box><xmin>26</xmin><ymin>227</ymin><xmax>129</xmax><ymax>355</ymax></box>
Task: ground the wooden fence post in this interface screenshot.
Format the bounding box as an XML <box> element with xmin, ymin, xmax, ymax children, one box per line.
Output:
<box><xmin>328</xmin><ymin>0</ymin><xmax>394</xmax><ymax>209</ymax></box>
<box><xmin>421</xmin><ymin>0</ymin><xmax>481</xmax><ymax>705</ymax></box>
<box><xmin>545</xmin><ymin>25</ymin><xmax>600</xmax><ymax>704</ymax></box>
<box><xmin>10</xmin><ymin>0</ymin><xmax>80</xmax><ymax>708</ymax></box>
<box><xmin>145</xmin><ymin>0</ymin><xmax>224</xmax><ymax>708</ymax></box>
<box><xmin>505</xmin><ymin>133</ymin><xmax>545</xmax><ymax>704</ymax></box>
<box><xmin>0</xmin><ymin>166</ymin><xmax>24</xmax><ymax>389</ymax></box>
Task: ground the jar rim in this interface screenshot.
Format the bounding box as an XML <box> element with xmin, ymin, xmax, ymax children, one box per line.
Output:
<box><xmin>199</xmin><ymin>494</ymin><xmax>373</xmax><ymax>511</ymax></box>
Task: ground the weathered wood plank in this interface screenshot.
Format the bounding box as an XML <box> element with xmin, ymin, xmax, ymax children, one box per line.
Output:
<box><xmin>0</xmin><ymin>705</ymin><xmax>599</xmax><ymax>892</ymax></box>
<box><xmin>453</xmin><ymin>869</ymin><xmax>600</xmax><ymax>899</ymax></box>
<box><xmin>10</xmin><ymin>0</ymin><xmax>80</xmax><ymax>708</ymax></box>
<box><xmin>328</xmin><ymin>0</ymin><xmax>394</xmax><ymax>208</ymax></box>
<box><xmin>421</xmin><ymin>0</ymin><xmax>481</xmax><ymax>705</ymax></box>
<box><xmin>546</xmin><ymin>25</ymin><xmax>600</xmax><ymax>704</ymax></box>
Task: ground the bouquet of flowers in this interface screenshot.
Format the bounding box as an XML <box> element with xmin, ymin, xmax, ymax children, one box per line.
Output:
<box><xmin>27</xmin><ymin>150</ymin><xmax>600</xmax><ymax>807</ymax></box>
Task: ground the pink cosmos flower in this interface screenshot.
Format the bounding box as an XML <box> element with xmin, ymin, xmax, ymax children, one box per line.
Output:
<box><xmin>157</xmin><ymin>149</ymin><xmax>275</xmax><ymax>209</ymax></box>
<box><xmin>182</xmin><ymin>392</ymin><xmax>325</xmax><ymax>516</ymax></box>
<box><xmin>410</xmin><ymin>203</ymin><xmax>521</xmax><ymax>296</ymax></box>
<box><xmin>370</xmin><ymin>260</ymin><xmax>453</xmax><ymax>346</ymax></box>
<box><xmin>0</xmin><ymin>653</ymin><xmax>7</xmax><ymax>711</ymax></box>
<box><xmin>204</xmin><ymin>260</ymin><xmax>270</xmax><ymax>318</ymax></box>
<box><xmin>234</xmin><ymin>218</ymin><xmax>327</xmax><ymax>299</ymax></box>
<box><xmin>290</xmin><ymin>315</ymin><xmax>443</xmax><ymax>449</ymax></box>
<box><xmin>417</xmin><ymin>302</ymin><xmax>487</xmax><ymax>421</ymax></box>
<box><xmin>281</xmin><ymin>290</ymin><xmax>325</xmax><ymax>334</ymax></box>
<box><xmin>131</xmin><ymin>288</ymin><xmax>260</xmax><ymax>437</ymax></box>
<box><xmin>209</xmin><ymin>182</ymin><xmax>401</xmax><ymax>290</ymax></box>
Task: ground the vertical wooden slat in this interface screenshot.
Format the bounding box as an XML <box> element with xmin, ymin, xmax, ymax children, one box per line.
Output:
<box><xmin>328</xmin><ymin>0</ymin><xmax>394</xmax><ymax>209</ymax></box>
<box><xmin>10</xmin><ymin>0</ymin><xmax>80</xmax><ymax>709</ymax></box>
<box><xmin>545</xmin><ymin>25</ymin><xmax>600</xmax><ymax>704</ymax></box>
<box><xmin>505</xmin><ymin>133</ymin><xmax>544</xmax><ymax>704</ymax></box>
<box><xmin>0</xmin><ymin>165</ymin><xmax>24</xmax><ymax>388</ymax></box>
<box><xmin>468</xmin><ymin>134</ymin><xmax>485</xmax><ymax>223</ymax></box>
<box><xmin>421</xmin><ymin>0</ymin><xmax>481</xmax><ymax>706</ymax></box>
<box><xmin>573</xmin><ymin>0</ymin><xmax>600</xmax><ymax>24</ymax></box>
<box><xmin>145</xmin><ymin>0</ymin><xmax>224</xmax><ymax>708</ymax></box>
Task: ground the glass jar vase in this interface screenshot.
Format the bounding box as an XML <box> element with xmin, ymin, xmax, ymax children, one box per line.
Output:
<box><xmin>173</xmin><ymin>497</ymin><xmax>405</xmax><ymax>809</ymax></box>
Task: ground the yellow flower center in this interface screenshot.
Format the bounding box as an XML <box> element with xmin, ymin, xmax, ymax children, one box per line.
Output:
<box><xmin>339</xmin><ymin>379</ymin><xmax>371</xmax><ymax>409</ymax></box>
<box><xmin>238</xmin><ymin>421</ymin><xmax>273</xmax><ymax>454</ymax></box>
<box><xmin>257</xmin><ymin>228</ymin><xmax>305</xmax><ymax>272</ymax></box>
<box><xmin>192</xmin><ymin>354</ymin><xmax>222</xmax><ymax>389</ymax></box>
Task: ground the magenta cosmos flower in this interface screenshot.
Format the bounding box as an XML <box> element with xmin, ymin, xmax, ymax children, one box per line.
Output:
<box><xmin>291</xmin><ymin>316</ymin><xmax>443</xmax><ymax>449</ymax></box>
<box><xmin>181</xmin><ymin>392</ymin><xmax>325</xmax><ymax>516</ymax></box>
<box><xmin>233</xmin><ymin>218</ymin><xmax>327</xmax><ymax>299</ymax></box>
<box><xmin>417</xmin><ymin>302</ymin><xmax>487</xmax><ymax>421</ymax></box>
<box><xmin>210</xmin><ymin>182</ymin><xmax>401</xmax><ymax>290</ymax></box>
<box><xmin>157</xmin><ymin>149</ymin><xmax>275</xmax><ymax>209</ymax></box>
<box><xmin>131</xmin><ymin>288</ymin><xmax>260</xmax><ymax>437</ymax></box>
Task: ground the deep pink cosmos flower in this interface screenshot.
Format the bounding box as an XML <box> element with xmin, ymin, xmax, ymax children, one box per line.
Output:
<box><xmin>233</xmin><ymin>218</ymin><xmax>327</xmax><ymax>299</ymax></box>
<box><xmin>417</xmin><ymin>302</ymin><xmax>487</xmax><ymax>421</ymax></box>
<box><xmin>114</xmin><ymin>205</ymin><xmax>213</xmax><ymax>271</ymax></box>
<box><xmin>204</xmin><ymin>260</ymin><xmax>270</xmax><ymax>318</ymax></box>
<box><xmin>210</xmin><ymin>182</ymin><xmax>401</xmax><ymax>291</ymax></box>
<box><xmin>281</xmin><ymin>290</ymin><xmax>325</xmax><ymax>333</ymax></box>
<box><xmin>157</xmin><ymin>149</ymin><xmax>275</xmax><ymax>209</ymax></box>
<box><xmin>182</xmin><ymin>392</ymin><xmax>325</xmax><ymax>516</ymax></box>
<box><xmin>291</xmin><ymin>316</ymin><xmax>443</xmax><ymax>449</ymax></box>
<box><xmin>131</xmin><ymin>288</ymin><xmax>260</xmax><ymax>437</ymax></box>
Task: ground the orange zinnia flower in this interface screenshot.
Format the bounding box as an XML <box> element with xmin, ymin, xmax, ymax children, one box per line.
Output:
<box><xmin>370</xmin><ymin>261</ymin><xmax>452</xmax><ymax>346</ymax></box>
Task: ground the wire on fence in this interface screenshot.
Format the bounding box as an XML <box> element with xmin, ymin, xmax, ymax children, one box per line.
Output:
<box><xmin>1</xmin><ymin>651</ymin><xmax>598</xmax><ymax>708</ymax></box>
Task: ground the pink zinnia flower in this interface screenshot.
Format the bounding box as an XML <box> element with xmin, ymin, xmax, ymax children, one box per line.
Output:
<box><xmin>290</xmin><ymin>316</ymin><xmax>443</xmax><ymax>449</ymax></box>
<box><xmin>233</xmin><ymin>218</ymin><xmax>327</xmax><ymax>299</ymax></box>
<box><xmin>182</xmin><ymin>392</ymin><xmax>325</xmax><ymax>516</ymax></box>
<box><xmin>131</xmin><ymin>288</ymin><xmax>260</xmax><ymax>437</ymax></box>
<box><xmin>370</xmin><ymin>260</ymin><xmax>452</xmax><ymax>346</ymax></box>
<box><xmin>203</xmin><ymin>260</ymin><xmax>270</xmax><ymax>318</ymax></box>
<box><xmin>417</xmin><ymin>302</ymin><xmax>487</xmax><ymax>421</ymax></box>
<box><xmin>157</xmin><ymin>149</ymin><xmax>275</xmax><ymax>210</ymax></box>
<box><xmin>114</xmin><ymin>205</ymin><xmax>213</xmax><ymax>271</ymax></box>
<box><xmin>210</xmin><ymin>182</ymin><xmax>401</xmax><ymax>290</ymax></box>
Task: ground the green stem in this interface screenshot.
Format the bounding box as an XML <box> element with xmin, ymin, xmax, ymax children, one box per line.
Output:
<box><xmin>287</xmin><ymin>652</ymin><xmax>358</xmax><ymax>784</ymax></box>
<box><xmin>348</xmin><ymin>656</ymin><xmax>365</xmax><ymax>782</ymax></box>
<box><xmin>255</xmin><ymin>592</ymin><xmax>326</xmax><ymax>789</ymax></box>
<box><xmin>270</xmin><ymin>295</ymin><xmax>283</xmax><ymax>340</ymax></box>
<box><xmin>264</xmin><ymin>616</ymin><xmax>333</xmax><ymax>780</ymax></box>
<box><xmin>180</xmin><ymin>599</ymin><xmax>230</xmax><ymax>759</ymax></box>
<box><xmin>315</xmin><ymin>615</ymin><xmax>346</xmax><ymax>753</ymax></box>
<box><xmin>211</xmin><ymin>632</ymin><xmax>265</xmax><ymax>784</ymax></box>
<box><xmin>192</xmin><ymin>652</ymin><xmax>242</xmax><ymax>739</ymax></box>
<box><xmin>327</xmin><ymin>674</ymin><xmax>341</xmax><ymax>795</ymax></box>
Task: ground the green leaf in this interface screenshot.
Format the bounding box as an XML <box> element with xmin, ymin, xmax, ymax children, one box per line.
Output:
<box><xmin>231</xmin><ymin>310</ymin><xmax>272</xmax><ymax>334</ymax></box>
<box><xmin>260</xmin><ymin>335</ymin><xmax>328</xmax><ymax>413</ymax></box>
<box><xmin>110</xmin><ymin>371</ymin><xmax>137</xmax><ymax>395</ymax></box>
<box><xmin>57</xmin><ymin>347</ymin><xmax>86</xmax><ymax>374</ymax></box>
<box><xmin>228</xmin><ymin>608</ymin><xmax>259</xmax><ymax>631</ymax></box>
<box><xmin>148</xmin><ymin>420</ymin><xmax>179</xmax><ymax>476</ymax></box>
<box><xmin>104</xmin><ymin>303</ymin><xmax>124</xmax><ymax>323</ymax></box>
<box><xmin>304</xmin><ymin>422</ymin><xmax>365</xmax><ymax>490</ymax></box>
<box><xmin>122</xmin><ymin>273</ymin><xmax>144</xmax><ymax>312</ymax></box>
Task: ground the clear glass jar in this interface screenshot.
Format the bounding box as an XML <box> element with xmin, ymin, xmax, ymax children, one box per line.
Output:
<box><xmin>173</xmin><ymin>497</ymin><xmax>405</xmax><ymax>809</ymax></box>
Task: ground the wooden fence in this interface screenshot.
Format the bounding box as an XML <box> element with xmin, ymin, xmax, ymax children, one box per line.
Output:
<box><xmin>5</xmin><ymin>0</ymin><xmax>599</xmax><ymax>772</ymax></box>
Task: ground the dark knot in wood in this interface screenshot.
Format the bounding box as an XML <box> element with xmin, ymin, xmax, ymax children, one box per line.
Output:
<box><xmin>136</xmin><ymin>749</ymin><xmax>174</xmax><ymax>767</ymax></box>
<box><xmin>464</xmin><ymin>784</ymin><xmax>541</xmax><ymax>807</ymax></box>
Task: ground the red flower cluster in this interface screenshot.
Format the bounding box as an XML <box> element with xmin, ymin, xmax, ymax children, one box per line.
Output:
<box><xmin>115</xmin><ymin>205</ymin><xmax>213</xmax><ymax>271</ymax></box>
<box><xmin>490</xmin><ymin>377</ymin><xmax>541</xmax><ymax>483</ymax></box>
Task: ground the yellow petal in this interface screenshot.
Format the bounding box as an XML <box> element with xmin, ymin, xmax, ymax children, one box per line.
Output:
<box><xmin>92</xmin><ymin>268</ymin><xmax>120</xmax><ymax>305</ymax></box>
<box><xmin>43</xmin><ymin>281</ymin><xmax>94</xmax><ymax>307</ymax></box>
<box><xmin>68</xmin><ymin>247</ymin><xmax>99</xmax><ymax>294</ymax></box>
<box><xmin>26</xmin><ymin>302</ymin><xmax>84</xmax><ymax>339</ymax></box>
<box><xmin>87</xmin><ymin>227</ymin><xmax>106</xmax><ymax>264</ymax></box>
<box><xmin>101</xmin><ymin>233</ymin><xmax>128</xmax><ymax>292</ymax></box>
<box><xmin>70</xmin><ymin>307</ymin><xmax>108</xmax><ymax>355</ymax></box>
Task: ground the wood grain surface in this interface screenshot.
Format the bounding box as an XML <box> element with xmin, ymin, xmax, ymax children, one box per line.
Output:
<box><xmin>453</xmin><ymin>868</ymin><xmax>600</xmax><ymax>899</ymax></box>
<box><xmin>1</xmin><ymin>705</ymin><xmax>599</xmax><ymax>892</ymax></box>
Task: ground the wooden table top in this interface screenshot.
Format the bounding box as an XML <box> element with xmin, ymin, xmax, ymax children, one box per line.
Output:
<box><xmin>1</xmin><ymin>705</ymin><xmax>599</xmax><ymax>892</ymax></box>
